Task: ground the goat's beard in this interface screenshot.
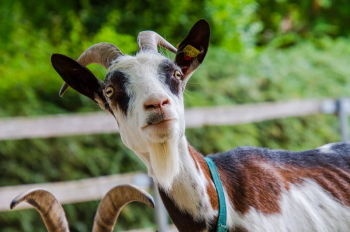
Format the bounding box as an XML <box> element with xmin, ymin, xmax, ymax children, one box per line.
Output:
<box><xmin>149</xmin><ymin>140</ymin><xmax>179</xmax><ymax>190</ymax></box>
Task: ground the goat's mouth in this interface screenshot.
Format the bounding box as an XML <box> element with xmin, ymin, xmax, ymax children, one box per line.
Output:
<box><xmin>142</xmin><ymin>112</ymin><xmax>176</xmax><ymax>129</ymax></box>
<box><xmin>141</xmin><ymin>117</ymin><xmax>178</xmax><ymax>142</ymax></box>
<box><xmin>142</xmin><ymin>119</ymin><xmax>175</xmax><ymax>129</ymax></box>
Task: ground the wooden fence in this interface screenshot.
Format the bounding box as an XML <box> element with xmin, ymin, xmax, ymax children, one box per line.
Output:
<box><xmin>0</xmin><ymin>99</ymin><xmax>334</xmax><ymax>140</ymax></box>
<box><xmin>0</xmin><ymin>173</ymin><xmax>151</xmax><ymax>211</ymax></box>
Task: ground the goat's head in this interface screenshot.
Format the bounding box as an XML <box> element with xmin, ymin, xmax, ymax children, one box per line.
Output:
<box><xmin>51</xmin><ymin>20</ymin><xmax>210</xmax><ymax>187</ymax></box>
<box><xmin>10</xmin><ymin>185</ymin><xmax>154</xmax><ymax>232</ymax></box>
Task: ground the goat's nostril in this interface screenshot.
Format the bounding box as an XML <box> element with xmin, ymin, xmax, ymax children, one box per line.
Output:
<box><xmin>145</xmin><ymin>104</ymin><xmax>156</xmax><ymax>110</ymax></box>
<box><xmin>162</xmin><ymin>99</ymin><xmax>170</xmax><ymax>106</ymax></box>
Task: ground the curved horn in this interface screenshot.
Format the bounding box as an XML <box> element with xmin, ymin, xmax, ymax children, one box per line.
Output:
<box><xmin>10</xmin><ymin>188</ymin><xmax>69</xmax><ymax>232</ymax></box>
<box><xmin>92</xmin><ymin>184</ymin><xmax>155</xmax><ymax>232</ymax></box>
<box><xmin>137</xmin><ymin>31</ymin><xmax>177</xmax><ymax>54</ymax></box>
<box><xmin>59</xmin><ymin>42</ymin><xmax>123</xmax><ymax>97</ymax></box>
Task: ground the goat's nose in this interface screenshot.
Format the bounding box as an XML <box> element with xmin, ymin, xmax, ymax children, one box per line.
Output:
<box><xmin>144</xmin><ymin>97</ymin><xmax>170</xmax><ymax>110</ymax></box>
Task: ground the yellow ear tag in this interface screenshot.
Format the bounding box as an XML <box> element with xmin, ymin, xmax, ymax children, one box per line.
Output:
<box><xmin>183</xmin><ymin>45</ymin><xmax>200</xmax><ymax>60</ymax></box>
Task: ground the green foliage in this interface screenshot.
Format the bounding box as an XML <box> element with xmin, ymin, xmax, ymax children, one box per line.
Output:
<box><xmin>206</xmin><ymin>0</ymin><xmax>262</xmax><ymax>52</ymax></box>
<box><xmin>256</xmin><ymin>0</ymin><xmax>350</xmax><ymax>45</ymax></box>
<box><xmin>1</xmin><ymin>0</ymin><xmax>350</xmax><ymax>231</ymax></box>
<box><xmin>0</xmin><ymin>3</ymin><xmax>136</xmax><ymax>117</ymax></box>
<box><xmin>187</xmin><ymin>39</ymin><xmax>350</xmax><ymax>107</ymax></box>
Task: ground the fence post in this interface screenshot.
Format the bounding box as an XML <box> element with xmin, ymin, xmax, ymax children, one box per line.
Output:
<box><xmin>153</xmin><ymin>181</ymin><xmax>169</xmax><ymax>232</ymax></box>
<box><xmin>337</xmin><ymin>98</ymin><xmax>349</xmax><ymax>142</ymax></box>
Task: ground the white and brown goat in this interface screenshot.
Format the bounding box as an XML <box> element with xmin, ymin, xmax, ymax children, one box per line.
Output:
<box><xmin>10</xmin><ymin>185</ymin><xmax>154</xmax><ymax>232</ymax></box>
<box><xmin>51</xmin><ymin>19</ymin><xmax>350</xmax><ymax>232</ymax></box>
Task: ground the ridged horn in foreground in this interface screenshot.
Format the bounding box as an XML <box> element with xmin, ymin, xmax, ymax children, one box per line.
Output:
<box><xmin>137</xmin><ymin>31</ymin><xmax>177</xmax><ymax>54</ymax></box>
<box><xmin>92</xmin><ymin>184</ymin><xmax>155</xmax><ymax>232</ymax></box>
<box><xmin>59</xmin><ymin>42</ymin><xmax>123</xmax><ymax>97</ymax></box>
<box><xmin>10</xmin><ymin>188</ymin><xmax>69</xmax><ymax>232</ymax></box>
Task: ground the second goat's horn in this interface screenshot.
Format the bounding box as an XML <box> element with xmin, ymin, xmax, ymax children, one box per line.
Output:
<box><xmin>92</xmin><ymin>184</ymin><xmax>155</xmax><ymax>232</ymax></box>
<box><xmin>11</xmin><ymin>188</ymin><xmax>70</xmax><ymax>232</ymax></box>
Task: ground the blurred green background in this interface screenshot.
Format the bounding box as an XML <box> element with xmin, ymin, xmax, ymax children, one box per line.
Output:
<box><xmin>1</xmin><ymin>0</ymin><xmax>350</xmax><ymax>231</ymax></box>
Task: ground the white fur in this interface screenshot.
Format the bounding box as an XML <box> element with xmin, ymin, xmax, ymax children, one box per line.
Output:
<box><xmin>224</xmin><ymin>180</ymin><xmax>350</xmax><ymax>232</ymax></box>
<box><xmin>149</xmin><ymin>140</ymin><xmax>180</xmax><ymax>190</ymax></box>
<box><xmin>166</xmin><ymin>137</ymin><xmax>218</xmax><ymax>227</ymax></box>
<box><xmin>318</xmin><ymin>143</ymin><xmax>336</xmax><ymax>153</ymax></box>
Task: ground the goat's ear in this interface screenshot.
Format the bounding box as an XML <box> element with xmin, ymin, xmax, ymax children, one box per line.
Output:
<box><xmin>51</xmin><ymin>53</ymin><xmax>107</xmax><ymax>107</ymax></box>
<box><xmin>175</xmin><ymin>19</ymin><xmax>210</xmax><ymax>81</ymax></box>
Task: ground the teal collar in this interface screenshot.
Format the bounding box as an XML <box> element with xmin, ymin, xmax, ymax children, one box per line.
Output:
<box><xmin>204</xmin><ymin>157</ymin><xmax>228</xmax><ymax>232</ymax></box>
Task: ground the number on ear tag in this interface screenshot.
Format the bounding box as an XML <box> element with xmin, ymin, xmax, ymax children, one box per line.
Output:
<box><xmin>183</xmin><ymin>45</ymin><xmax>200</xmax><ymax>60</ymax></box>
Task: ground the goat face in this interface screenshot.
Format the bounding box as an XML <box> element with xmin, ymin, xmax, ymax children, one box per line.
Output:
<box><xmin>106</xmin><ymin>53</ymin><xmax>185</xmax><ymax>149</ymax></box>
<box><xmin>51</xmin><ymin>20</ymin><xmax>210</xmax><ymax>153</ymax></box>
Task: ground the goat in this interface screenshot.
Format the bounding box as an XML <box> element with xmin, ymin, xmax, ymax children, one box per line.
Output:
<box><xmin>51</xmin><ymin>19</ymin><xmax>350</xmax><ymax>232</ymax></box>
<box><xmin>10</xmin><ymin>184</ymin><xmax>154</xmax><ymax>232</ymax></box>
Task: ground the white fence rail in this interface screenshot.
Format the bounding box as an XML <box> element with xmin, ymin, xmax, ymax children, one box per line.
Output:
<box><xmin>0</xmin><ymin>99</ymin><xmax>333</xmax><ymax>140</ymax></box>
<box><xmin>0</xmin><ymin>173</ymin><xmax>151</xmax><ymax>211</ymax></box>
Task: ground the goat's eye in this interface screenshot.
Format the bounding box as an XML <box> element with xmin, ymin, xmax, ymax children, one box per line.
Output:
<box><xmin>174</xmin><ymin>71</ymin><xmax>182</xmax><ymax>80</ymax></box>
<box><xmin>105</xmin><ymin>87</ymin><xmax>114</xmax><ymax>98</ymax></box>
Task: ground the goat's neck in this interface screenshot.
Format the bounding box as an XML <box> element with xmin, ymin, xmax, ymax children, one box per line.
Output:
<box><xmin>147</xmin><ymin>136</ymin><xmax>219</xmax><ymax>229</ymax></box>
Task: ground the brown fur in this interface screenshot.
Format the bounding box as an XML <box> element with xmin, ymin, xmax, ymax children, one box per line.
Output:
<box><xmin>217</xmin><ymin>158</ymin><xmax>282</xmax><ymax>214</ymax></box>
<box><xmin>158</xmin><ymin>188</ymin><xmax>214</xmax><ymax>232</ymax></box>
<box><xmin>231</xmin><ymin>226</ymin><xmax>248</xmax><ymax>232</ymax></box>
<box><xmin>215</xmin><ymin>155</ymin><xmax>350</xmax><ymax>215</ymax></box>
<box><xmin>278</xmin><ymin>165</ymin><xmax>350</xmax><ymax>207</ymax></box>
